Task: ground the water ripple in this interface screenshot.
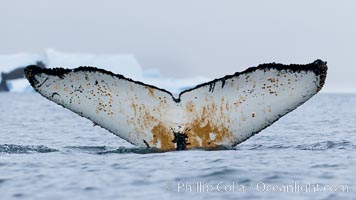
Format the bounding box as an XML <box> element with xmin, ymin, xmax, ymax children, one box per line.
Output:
<box><xmin>200</xmin><ymin>168</ymin><xmax>242</xmax><ymax>178</ymax></box>
<box><xmin>0</xmin><ymin>144</ymin><xmax>57</xmax><ymax>154</ymax></box>
<box><xmin>296</xmin><ymin>140</ymin><xmax>355</xmax><ymax>150</ymax></box>
<box><xmin>0</xmin><ymin>179</ymin><xmax>7</xmax><ymax>184</ymax></box>
<box><xmin>237</xmin><ymin>140</ymin><xmax>356</xmax><ymax>151</ymax></box>
<box><xmin>311</xmin><ymin>164</ymin><xmax>340</xmax><ymax>168</ymax></box>
<box><xmin>1</xmin><ymin>141</ymin><xmax>355</xmax><ymax>155</ymax></box>
<box><xmin>97</xmin><ymin>147</ymin><xmax>166</xmax><ymax>154</ymax></box>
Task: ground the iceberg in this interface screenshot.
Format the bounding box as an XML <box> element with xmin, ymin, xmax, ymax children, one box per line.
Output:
<box><xmin>0</xmin><ymin>53</ymin><xmax>44</xmax><ymax>91</ymax></box>
<box><xmin>0</xmin><ymin>49</ymin><xmax>211</xmax><ymax>94</ymax></box>
<box><xmin>0</xmin><ymin>53</ymin><xmax>43</xmax><ymax>74</ymax></box>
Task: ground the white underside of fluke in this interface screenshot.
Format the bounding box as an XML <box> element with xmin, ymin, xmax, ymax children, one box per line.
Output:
<box><xmin>25</xmin><ymin>61</ymin><xmax>327</xmax><ymax>150</ymax></box>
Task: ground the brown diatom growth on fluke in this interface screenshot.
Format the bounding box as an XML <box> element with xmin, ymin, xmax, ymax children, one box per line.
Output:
<box><xmin>150</xmin><ymin>122</ymin><xmax>175</xmax><ymax>150</ymax></box>
<box><xmin>187</xmin><ymin>119</ymin><xmax>235</xmax><ymax>148</ymax></box>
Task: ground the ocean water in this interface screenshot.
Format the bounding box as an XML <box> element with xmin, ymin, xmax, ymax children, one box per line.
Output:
<box><xmin>0</xmin><ymin>93</ymin><xmax>355</xmax><ymax>200</ymax></box>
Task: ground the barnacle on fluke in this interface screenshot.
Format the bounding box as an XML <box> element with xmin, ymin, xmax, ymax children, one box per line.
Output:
<box><xmin>24</xmin><ymin>60</ymin><xmax>327</xmax><ymax>151</ymax></box>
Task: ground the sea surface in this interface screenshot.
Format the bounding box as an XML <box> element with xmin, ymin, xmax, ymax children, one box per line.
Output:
<box><xmin>0</xmin><ymin>93</ymin><xmax>355</xmax><ymax>200</ymax></box>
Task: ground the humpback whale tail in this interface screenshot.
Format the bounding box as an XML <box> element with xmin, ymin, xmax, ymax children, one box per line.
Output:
<box><xmin>24</xmin><ymin>60</ymin><xmax>327</xmax><ymax>151</ymax></box>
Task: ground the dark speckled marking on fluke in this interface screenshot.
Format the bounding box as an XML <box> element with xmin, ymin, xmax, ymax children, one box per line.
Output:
<box><xmin>221</xmin><ymin>79</ymin><xmax>226</xmax><ymax>89</ymax></box>
<box><xmin>51</xmin><ymin>92</ymin><xmax>60</xmax><ymax>98</ymax></box>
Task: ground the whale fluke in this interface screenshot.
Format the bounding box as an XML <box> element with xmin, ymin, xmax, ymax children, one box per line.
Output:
<box><xmin>24</xmin><ymin>60</ymin><xmax>327</xmax><ymax>150</ymax></box>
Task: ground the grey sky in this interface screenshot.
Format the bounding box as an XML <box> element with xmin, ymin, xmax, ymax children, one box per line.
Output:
<box><xmin>0</xmin><ymin>0</ymin><xmax>355</xmax><ymax>92</ymax></box>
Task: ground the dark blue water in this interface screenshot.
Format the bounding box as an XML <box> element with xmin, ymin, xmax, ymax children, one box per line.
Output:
<box><xmin>0</xmin><ymin>93</ymin><xmax>355</xmax><ymax>200</ymax></box>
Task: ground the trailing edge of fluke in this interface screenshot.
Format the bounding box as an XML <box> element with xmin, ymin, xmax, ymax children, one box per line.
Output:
<box><xmin>25</xmin><ymin>60</ymin><xmax>327</xmax><ymax>151</ymax></box>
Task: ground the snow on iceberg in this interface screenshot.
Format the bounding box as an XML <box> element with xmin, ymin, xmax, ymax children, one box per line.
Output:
<box><xmin>0</xmin><ymin>53</ymin><xmax>43</xmax><ymax>74</ymax></box>
<box><xmin>45</xmin><ymin>49</ymin><xmax>143</xmax><ymax>80</ymax></box>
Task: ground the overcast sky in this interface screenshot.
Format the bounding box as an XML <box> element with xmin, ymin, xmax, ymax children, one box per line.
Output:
<box><xmin>0</xmin><ymin>0</ymin><xmax>355</xmax><ymax>92</ymax></box>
